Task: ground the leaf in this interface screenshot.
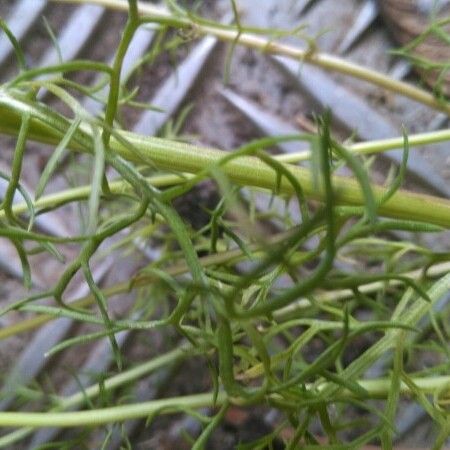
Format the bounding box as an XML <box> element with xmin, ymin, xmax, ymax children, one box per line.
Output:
<box><xmin>35</xmin><ymin>117</ymin><xmax>82</xmax><ymax>200</ymax></box>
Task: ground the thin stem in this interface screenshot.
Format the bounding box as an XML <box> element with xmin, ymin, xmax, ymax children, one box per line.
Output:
<box><xmin>316</xmin><ymin>374</ymin><xmax>450</xmax><ymax>399</ymax></box>
<box><xmin>273</xmin><ymin>261</ymin><xmax>450</xmax><ymax>319</ymax></box>
<box><xmin>277</xmin><ymin>128</ymin><xmax>450</xmax><ymax>163</ymax></box>
<box><xmin>0</xmin><ymin>173</ymin><xmax>190</xmax><ymax>221</ymax></box>
<box><xmin>1</xmin><ymin>258</ymin><xmax>449</xmax><ymax>341</ymax></box>
<box><xmin>0</xmin><ymin>392</ymin><xmax>228</xmax><ymax>427</ymax></box>
<box><xmin>61</xmin><ymin>345</ymin><xmax>191</xmax><ymax>410</ymax></box>
<box><xmin>0</xmin><ymin>375</ymin><xmax>449</xmax><ymax>427</ymax></box>
<box><xmin>0</xmin><ymin>345</ymin><xmax>192</xmax><ymax>447</ymax></box>
<box><xmin>101</xmin><ymin>0</ymin><xmax>139</xmax><ymax>148</ymax></box>
<box><xmin>51</xmin><ymin>0</ymin><xmax>450</xmax><ymax>115</ymax></box>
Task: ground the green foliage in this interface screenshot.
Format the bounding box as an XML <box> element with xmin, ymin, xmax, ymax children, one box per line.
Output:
<box><xmin>0</xmin><ymin>0</ymin><xmax>449</xmax><ymax>448</ymax></box>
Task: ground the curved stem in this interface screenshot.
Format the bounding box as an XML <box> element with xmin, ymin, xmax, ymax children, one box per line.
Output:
<box><xmin>1</xmin><ymin>258</ymin><xmax>449</xmax><ymax>341</ymax></box>
<box><xmin>51</xmin><ymin>0</ymin><xmax>450</xmax><ymax>115</ymax></box>
<box><xmin>101</xmin><ymin>0</ymin><xmax>139</xmax><ymax>148</ymax></box>
<box><xmin>0</xmin><ymin>374</ymin><xmax>449</xmax><ymax>427</ymax></box>
<box><xmin>1</xmin><ymin>90</ymin><xmax>449</xmax><ymax>227</ymax></box>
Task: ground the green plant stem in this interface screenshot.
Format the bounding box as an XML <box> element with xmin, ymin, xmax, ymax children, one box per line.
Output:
<box><xmin>101</xmin><ymin>0</ymin><xmax>138</xmax><ymax>148</ymax></box>
<box><xmin>1</xmin><ymin>1</ymin><xmax>448</xmax><ymax>444</ymax></box>
<box><xmin>318</xmin><ymin>273</ymin><xmax>450</xmax><ymax>402</ymax></box>
<box><xmin>0</xmin><ymin>173</ymin><xmax>190</xmax><ymax>220</ymax></box>
<box><xmin>1</xmin><ymin>257</ymin><xmax>449</xmax><ymax>342</ymax></box>
<box><xmin>274</xmin><ymin>260</ymin><xmax>450</xmax><ymax>319</ymax></box>
<box><xmin>51</xmin><ymin>0</ymin><xmax>450</xmax><ymax>115</ymax></box>
<box><xmin>318</xmin><ymin>375</ymin><xmax>450</xmax><ymax>399</ymax></box>
<box><xmin>2</xmin><ymin>86</ymin><xmax>450</xmax><ymax>226</ymax></box>
<box><xmin>0</xmin><ymin>345</ymin><xmax>191</xmax><ymax>447</ymax></box>
<box><xmin>3</xmin><ymin>127</ymin><xmax>450</xmax><ymax>221</ymax></box>
<box><xmin>105</xmin><ymin>132</ymin><xmax>450</xmax><ymax>227</ymax></box>
<box><xmin>278</xmin><ymin>128</ymin><xmax>450</xmax><ymax>163</ymax></box>
<box><xmin>0</xmin><ymin>392</ymin><xmax>227</xmax><ymax>428</ymax></box>
<box><xmin>0</xmin><ymin>375</ymin><xmax>449</xmax><ymax>428</ymax></box>
<box><xmin>62</xmin><ymin>346</ymin><xmax>190</xmax><ymax>409</ymax></box>
<box><xmin>0</xmin><ymin>92</ymin><xmax>449</xmax><ymax>227</ymax></box>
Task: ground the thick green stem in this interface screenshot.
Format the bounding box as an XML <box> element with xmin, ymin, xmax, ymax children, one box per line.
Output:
<box><xmin>0</xmin><ymin>91</ymin><xmax>448</xmax><ymax>227</ymax></box>
<box><xmin>113</xmin><ymin>131</ymin><xmax>450</xmax><ymax>227</ymax></box>
<box><xmin>3</xmin><ymin>127</ymin><xmax>450</xmax><ymax>220</ymax></box>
